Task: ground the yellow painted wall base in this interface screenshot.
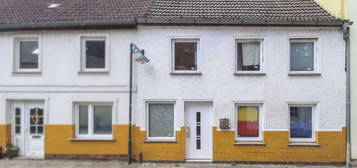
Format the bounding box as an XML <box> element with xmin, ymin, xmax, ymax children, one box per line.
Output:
<box><xmin>45</xmin><ymin>125</ymin><xmax>128</xmax><ymax>155</ymax></box>
<box><xmin>43</xmin><ymin>125</ymin><xmax>345</xmax><ymax>162</ymax></box>
<box><xmin>213</xmin><ymin>127</ymin><xmax>346</xmax><ymax>162</ymax></box>
<box><xmin>132</xmin><ymin>126</ymin><xmax>185</xmax><ymax>161</ymax></box>
<box><xmin>0</xmin><ymin>124</ymin><xmax>10</xmax><ymax>153</ymax></box>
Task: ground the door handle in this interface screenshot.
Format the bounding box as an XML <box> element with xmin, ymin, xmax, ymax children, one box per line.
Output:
<box><xmin>186</xmin><ymin>126</ymin><xmax>190</xmax><ymax>138</ymax></box>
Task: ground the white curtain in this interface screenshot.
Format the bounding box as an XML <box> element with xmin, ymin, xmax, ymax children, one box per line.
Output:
<box><xmin>242</xmin><ymin>42</ymin><xmax>260</xmax><ymax>66</ymax></box>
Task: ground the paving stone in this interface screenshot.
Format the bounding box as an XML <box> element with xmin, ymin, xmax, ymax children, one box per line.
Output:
<box><xmin>0</xmin><ymin>160</ymin><xmax>346</xmax><ymax>168</ymax></box>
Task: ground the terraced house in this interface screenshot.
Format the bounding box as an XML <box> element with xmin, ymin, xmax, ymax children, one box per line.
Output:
<box><xmin>0</xmin><ymin>0</ymin><xmax>352</xmax><ymax>163</ymax></box>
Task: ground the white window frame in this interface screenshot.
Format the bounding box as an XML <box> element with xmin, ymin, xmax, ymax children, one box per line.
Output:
<box><xmin>288</xmin><ymin>104</ymin><xmax>317</xmax><ymax>143</ymax></box>
<box><xmin>74</xmin><ymin>102</ymin><xmax>113</xmax><ymax>138</ymax></box>
<box><xmin>145</xmin><ymin>101</ymin><xmax>176</xmax><ymax>141</ymax></box>
<box><xmin>288</xmin><ymin>38</ymin><xmax>320</xmax><ymax>74</ymax></box>
<box><xmin>235</xmin><ymin>39</ymin><xmax>264</xmax><ymax>74</ymax></box>
<box><xmin>13</xmin><ymin>36</ymin><xmax>42</xmax><ymax>73</ymax></box>
<box><xmin>235</xmin><ymin>103</ymin><xmax>264</xmax><ymax>142</ymax></box>
<box><xmin>80</xmin><ymin>36</ymin><xmax>109</xmax><ymax>73</ymax></box>
<box><xmin>171</xmin><ymin>38</ymin><xmax>200</xmax><ymax>74</ymax></box>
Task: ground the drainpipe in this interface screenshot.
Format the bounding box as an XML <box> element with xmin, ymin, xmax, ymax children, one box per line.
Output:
<box><xmin>343</xmin><ymin>22</ymin><xmax>351</xmax><ymax>167</ymax></box>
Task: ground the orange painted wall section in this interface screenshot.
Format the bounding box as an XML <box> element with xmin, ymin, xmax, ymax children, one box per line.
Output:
<box><xmin>45</xmin><ymin>125</ymin><xmax>128</xmax><ymax>155</ymax></box>
<box><xmin>213</xmin><ymin>126</ymin><xmax>346</xmax><ymax>162</ymax></box>
<box><xmin>132</xmin><ymin>126</ymin><xmax>185</xmax><ymax>161</ymax></box>
<box><xmin>0</xmin><ymin>124</ymin><xmax>10</xmax><ymax>153</ymax></box>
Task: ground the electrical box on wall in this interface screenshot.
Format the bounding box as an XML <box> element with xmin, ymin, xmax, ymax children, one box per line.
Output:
<box><xmin>219</xmin><ymin>118</ymin><xmax>230</xmax><ymax>129</ymax></box>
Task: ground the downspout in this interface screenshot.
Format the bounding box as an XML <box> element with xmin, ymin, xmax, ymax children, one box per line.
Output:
<box><xmin>343</xmin><ymin>22</ymin><xmax>351</xmax><ymax>167</ymax></box>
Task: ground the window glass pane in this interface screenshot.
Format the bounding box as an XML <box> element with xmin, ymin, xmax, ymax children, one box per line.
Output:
<box><xmin>174</xmin><ymin>42</ymin><xmax>197</xmax><ymax>71</ymax></box>
<box><xmin>19</xmin><ymin>41</ymin><xmax>39</xmax><ymax>69</ymax></box>
<box><xmin>93</xmin><ymin>105</ymin><xmax>112</xmax><ymax>134</ymax></box>
<box><xmin>85</xmin><ymin>40</ymin><xmax>105</xmax><ymax>69</ymax></box>
<box><xmin>149</xmin><ymin>104</ymin><xmax>174</xmax><ymax>137</ymax></box>
<box><xmin>237</xmin><ymin>106</ymin><xmax>259</xmax><ymax>137</ymax></box>
<box><xmin>79</xmin><ymin>105</ymin><xmax>88</xmax><ymax>134</ymax></box>
<box><xmin>290</xmin><ymin>106</ymin><xmax>312</xmax><ymax>138</ymax></box>
<box><xmin>290</xmin><ymin>42</ymin><xmax>314</xmax><ymax>71</ymax></box>
<box><xmin>15</xmin><ymin>126</ymin><xmax>21</xmax><ymax>134</ymax></box>
<box><xmin>237</xmin><ymin>42</ymin><xmax>260</xmax><ymax>71</ymax></box>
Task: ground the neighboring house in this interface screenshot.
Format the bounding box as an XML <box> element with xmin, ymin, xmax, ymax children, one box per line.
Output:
<box><xmin>0</xmin><ymin>0</ymin><xmax>350</xmax><ymax>163</ymax></box>
<box><xmin>350</xmin><ymin>0</ymin><xmax>357</xmax><ymax>164</ymax></box>
<box><xmin>315</xmin><ymin>0</ymin><xmax>357</xmax><ymax>165</ymax></box>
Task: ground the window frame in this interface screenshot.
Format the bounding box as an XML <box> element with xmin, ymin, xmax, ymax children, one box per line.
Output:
<box><xmin>145</xmin><ymin>101</ymin><xmax>177</xmax><ymax>141</ymax></box>
<box><xmin>288</xmin><ymin>38</ymin><xmax>320</xmax><ymax>74</ymax></box>
<box><xmin>235</xmin><ymin>103</ymin><xmax>264</xmax><ymax>142</ymax></box>
<box><xmin>13</xmin><ymin>36</ymin><xmax>42</xmax><ymax>73</ymax></box>
<box><xmin>74</xmin><ymin>102</ymin><xmax>113</xmax><ymax>138</ymax></box>
<box><xmin>288</xmin><ymin>103</ymin><xmax>317</xmax><ymax>143</ymax></box>
<box><xmin>80</xmin><ymin>36</ymin><xmax>109</xmax><ymax>73</ymax></box>
<box><xmin>171</xmin><ymin>38</ymin><xmax>200</xmax><ymax>74</ymax></box>
<box><xmin>235</xmin><ymin>39</ymin><xmax>264</xmax><ymax>74</ymax></box>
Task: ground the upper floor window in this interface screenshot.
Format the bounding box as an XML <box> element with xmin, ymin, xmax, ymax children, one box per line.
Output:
<box><xmin>236</xmin><ymin>39</ymin><xmax>263</xmax><ymax>72</ymax></box>
<box><xmin>289</xmin><ymin>105</ymin><xmax>316</xmax><ymax>142</ymax></box>
<box><xmin>236</xmin><ymin>103</ymin><xmax>263</xmax><ymax>142</ymax></box>
<box><xmin>172</xmin><ymin>39</ymin><xmax>199</xmax><ymax>72</ymax></box>
<box><xmin>75</xmin><ymin>103</ymin><xmax>113</xmax><ymax>138</ymax></box>
<box><xmin>81</xmin><ymin>36</ymin><xmax>108</xmax><ymax>72</ymax></box>
<box><xmin>290</xmin><ymin>39</ymin><xmax>319</xmax><ymax>73</ymax></box>
<box><xmin>14</xmin><ymin>37</ymin><xmax>40</xmax><ymax>73</ymax></box>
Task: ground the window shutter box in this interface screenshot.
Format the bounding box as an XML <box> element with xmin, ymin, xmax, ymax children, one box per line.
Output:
<box><xmin>219</xmin><ymin>118</ymin><xmax>230</xmax><ymax>129</ymax></box>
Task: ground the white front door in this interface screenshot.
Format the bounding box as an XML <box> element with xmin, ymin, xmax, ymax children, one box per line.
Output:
<box><xmin>12</xmin><ymin>101</ymin><xmax>44</xmax><ymax>157</ymax></box>
<box><xmin>185</xmin><ymin>102</ymin><xmax>213</xmax><ymax>161</ymax></box>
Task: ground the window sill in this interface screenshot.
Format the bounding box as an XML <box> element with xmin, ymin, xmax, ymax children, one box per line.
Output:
<box><xmin>170</xmin><ymin>72</ymin><xmax>202</xmax><ymax>75</ymax></box>
<box><xmin>234</xmin><ymin>72</ymin><xmax>266</xmax><ymax>76</ymax></box>
<box><xmin>12</xmin><ymin>71</ymin><xmax>42</xmax><ymax>75</ymax></box>
<box><xmin>78</xmin><ymin>71</ymin><xmax>109</xmax><ymax>75</ymax></box>
<box><xmin>234</xmin><ymin>141</ymin><xmax>266</xmax><ymax>146</ymax></box>
<box><xmin>288</xmin><ymin>72</ymin><xmax>321</xmax><ymax>76</ymax></box>
<box><xmin>288</xmin><ymin>142</ymin><xmax>320</xmax><ymax>147</ymax></box>
<box><xmin>144</xmin><ymin>139</ymin><xmax>177</xmax><ymax>143</ymax></box>
<box><xmin>69</xmin><ymin>137</ymin><xmax>115</xmax><ymax>142</ymax></box>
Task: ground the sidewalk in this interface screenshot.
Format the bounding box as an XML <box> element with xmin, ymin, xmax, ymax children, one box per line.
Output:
<box><xmin>0</xmin><ymin>159</ymin><xmax>346</xmax><ymax>168</ymax></box>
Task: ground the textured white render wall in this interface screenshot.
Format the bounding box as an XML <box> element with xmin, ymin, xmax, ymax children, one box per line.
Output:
<box><xmin>0</xmin><ymin>30</ymin><xmax>137</xmax><ymax>125</ymax></box>
<box><xmin>349</xmin><ymin>0</ymin><xmax>357</xmax><ymax>159</ymax></box>
<box><xmin>134</xmin><ymin>26</ymin><xmax>346</xmax><ymax>131</ymax></box>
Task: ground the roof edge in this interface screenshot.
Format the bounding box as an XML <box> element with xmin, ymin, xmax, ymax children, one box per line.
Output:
<box><xmin>0</xmin><ymin>18</ymin><xmax>352</xmax><ymax>31</ymax></box>
<box><xmin>0</xmin><ymin>19</ymin><xmax>137</xmax><ymax>31</ymax></box>
<box><xmin>137</xmin><ymin>18</ymin><xmax>352</xmax><ymax>27</ymax></box>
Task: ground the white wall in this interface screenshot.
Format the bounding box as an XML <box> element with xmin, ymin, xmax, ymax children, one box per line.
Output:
<box><xmin>0</xmin><ymin>26</ymin><xmax>347</xmax><ymax>132</ymax></box>
<box><xmin>0</xmin><ymin>29</ymin><xmax>137</xmax><ymax>125</ymax></box>
<box><xmin>134</xmin><ymin>26</ymin><xmax>346</xmax><ymax>131</ymax></box>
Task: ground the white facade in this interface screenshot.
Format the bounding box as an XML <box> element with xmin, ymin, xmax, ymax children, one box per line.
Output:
<box><xmin>0</xmin><ymin>26</ymin><xmax>346</xmax><ymax>157</ymax></box>
<box><xmin>134</xmin><ymin>26</ymin><xmax>346</xmax><ymax>132</ymax></box>
<box><xmin>0</xmin><ymin>30</ymin><xmax>137</xmax><ymax>125</ymax></box>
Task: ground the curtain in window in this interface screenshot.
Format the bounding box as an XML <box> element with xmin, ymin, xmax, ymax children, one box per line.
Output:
<box><xmin>237</xmin><ymin>42</ymin><xmax>260</xmax><ymax>71</ymax></box>
<box><xmin>290</xmin><ymin>107</ymin><xmax>312</xmax><ymax>138</ymax></box>
<box><xmin>149</xmin><ymin>104</ymin><xmax>174</xmax><ymax>137</ymax></box>
<box><xmin>94</xmin><ymin>105</ymin><xmax>112</xmax><ymax>134</ymax></box>
<box><xmin>237</xmin><ymin>106</ymin><xmax>259</xmax><ymax>137</ymax></box>
<box><xmin>290</xmin><ymin>42</ymin><xmax>314</xmax><ymax>71</ymax></box>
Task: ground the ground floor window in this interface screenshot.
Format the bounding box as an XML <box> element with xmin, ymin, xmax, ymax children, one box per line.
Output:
<box><xmin>289</xmin><ymin>105</ymin><xmax>315</xmax><ymax>142</ymax></box>
<box><xmin>147</xmin><ymin>102</ymin><xmax>175</xmax><ymax>139</ymax></box>
<box><xmin>236</xmin><ymin>104</ymin><xmax>262</xmax><ymax>141</ymax></box>
<box><xmin>75</xmin><ymin>103</ymin><xmax>113</xmax><ymax>137</ymax></box>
